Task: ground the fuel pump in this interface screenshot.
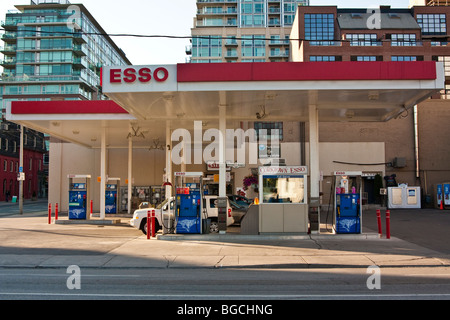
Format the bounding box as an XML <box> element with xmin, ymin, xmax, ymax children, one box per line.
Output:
<box><xmin>174</xmin><ymin>172</ymin><xmax>204</xmax><ymax>234</ymax></box>
<box><xmin>333</xmin><ymin>171</ymin><xmax>362</xmax><ymax>234</ymax></box>
<box><xmin>68</xmin><ymin>175</ymin><xmax>91</xmax><ymax>220</ymax></box>
<box><xmin>105</xmin><ymin>178</ymin><xmax>121</xmax><ymax>214</ymax></box>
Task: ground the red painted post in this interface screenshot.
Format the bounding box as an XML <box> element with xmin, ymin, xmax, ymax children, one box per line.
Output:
<box><xmin>55</xmin><ymin>203</ymin><xmax>59</xmax><ymax>221</ymax></box>
<box><xmin>151</xmin><ymin>209</ymin><xmax>156</xmax><ymax>238</ymax></box>
<box><xmin>147</xmin><ymin>210</ymin><xmax>151</xmax><ymax>240</ymax></box>
<box><xmin>48</xmin><ymin>203</ymin><xmax>52</xmax><ymax>224</ymax></box>
<box><xmin>386</xmin><ymin>210</ymin><xmax>391</xmax><ymax>239</ymax></box>
<box><xmin>376</xmin><ymin>209</ymin><xmax>382</xmax><ymax>236</ymax></box>
<box><xmin>90</xmin><ymin>200</ymin><xmax>93</xmax><ymax>217</ymax></box>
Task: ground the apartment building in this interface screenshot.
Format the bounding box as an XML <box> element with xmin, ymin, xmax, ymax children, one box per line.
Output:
<box><xmin>188</xmin><ymin>0</ymin><xmax>309</xmax><ymax>63</ymax></box>
<box><xmin>0</xmin><ymin>0</ymin><xmax>131</xmax><ymax>201</ymax></box>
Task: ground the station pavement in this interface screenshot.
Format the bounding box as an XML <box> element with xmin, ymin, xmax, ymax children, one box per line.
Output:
<box><xmin>0</xmin><ymin>201</ymin><xmax>449</xmax><ymax>270</ymax></box>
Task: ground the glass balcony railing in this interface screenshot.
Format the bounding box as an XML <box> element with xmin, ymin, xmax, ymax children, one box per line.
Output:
<box><xmin>198</xmin><ymin>0</ymin><xmax>237</xmax><ymax>3</ymax></box>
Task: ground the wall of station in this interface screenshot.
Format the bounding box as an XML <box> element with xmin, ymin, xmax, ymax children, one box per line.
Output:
<box><xmin>49</xmin><ymin>137</ymin><xmax>385</xmax><ymax>213</ymax></box>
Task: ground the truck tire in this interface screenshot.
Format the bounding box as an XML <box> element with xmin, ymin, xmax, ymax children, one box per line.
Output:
<box><xmin>210</xmin><ymin>220</ymin><xmax>219</xmax><ymax>233</ymax></box>
<box><xmin>140</xmin><ymin>218</ymin><xmax>161</xmax><ymax>235</ymax></box>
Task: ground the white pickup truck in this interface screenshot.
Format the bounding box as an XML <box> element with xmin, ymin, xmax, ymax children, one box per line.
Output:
<box><xmin>130</xmin><ymin>195</ymin><xmax>235</xmax><ymax>234</ymax></box>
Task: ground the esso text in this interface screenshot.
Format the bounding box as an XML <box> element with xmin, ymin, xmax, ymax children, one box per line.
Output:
<box><xmin>109</xmin><ymin>67</ymin><xmax>169</xmax><ymax>84</ymax></box>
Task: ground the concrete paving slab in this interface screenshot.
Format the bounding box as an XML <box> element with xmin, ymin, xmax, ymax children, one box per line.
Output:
<box><xmin>0</xmin><ymin>254</ymin><xmax>52</xmax><ymax>268</ymax></box>
<box><xmin>302</xmin><ymin>254</ymin><xmax>375</xmax><ymax>268</ymax></box>
<box><xmin>38</xmin><ymin>255</ymin><xmax>113</xmax><ymax>268</ymax></box>
<box><xmin>103</xmin><ymin>255</ymin><xmax>169</xmax><ymax>268</ymax></box>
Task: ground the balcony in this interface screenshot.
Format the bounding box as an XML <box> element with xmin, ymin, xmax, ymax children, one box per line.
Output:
<box><xmin>185</xmin><ymin>45</ymin><xmax>192</xmax><ymax>55</ymax></box>
<box><xmin>0</xmin><ymin>45</ymin><xmax>17</xmax><ymax>55</ymax></box>
<box><xmin>269</xmin><ymin>39</ymin><xmax>289</xmax><ymax>46</ymax></box>
<box><xmin>0</xmin><ymin>57</ymin><xmax>17</xmax><ymax>68</ymax></box>
<box><xmin>72</xmin><ymin>57</ymin><xmax>87</xmax><ymax>69</ymax></box>
<box><xmin>225</xmin><ymin>39</ymin><xmax>238</xmax><ymax>46</ymax></box>
<box><xmin>197</xmin><ymin>0</ymin><xmax>237</xmax><ymax>3</ymax></box>
<box><xmin>73</xmin><ymin>44</ymin><xmax>87</xmax><ymax>56</ymax></box>
<box><xmin>73</xmin><ymin>33</ymin><xmax>88</xmax><ymax>44</ymax></box>
<box><xmin>2</xmin><ymin>33</ymin><xmax>17</xmax><ymax>43</ymax></box>
<box><xmin>1</xmin><ymin>19</ymin><xmax>18</xmax><ymax>30</ymax></box>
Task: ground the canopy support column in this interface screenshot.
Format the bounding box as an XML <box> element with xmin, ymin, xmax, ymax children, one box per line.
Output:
<box><xmin>100</xmin><ymin>126</ymin><xmax>106</xmax><ymax>220</ymax></box>
<box><xmin>127</xmin><ymin>133</ymin><xmax>133</xmax><ymax>214</ymax></box>
<box><xmin>309</xmin><ymin>102</ymin><xmax>321</xmax><ymax>234</ymax></box>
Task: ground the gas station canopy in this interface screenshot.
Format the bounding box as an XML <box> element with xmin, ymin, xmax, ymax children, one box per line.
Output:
<box><xmin>6</xmin><ymin>61</ymin><xmax>443</xmax><ymax>150</ymax></box>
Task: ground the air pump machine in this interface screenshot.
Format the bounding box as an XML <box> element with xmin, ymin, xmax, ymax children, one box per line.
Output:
<box><xmin>174</xmin><ymin>172</ymin><xmax>204</xmax><ymax>234</ymax></box>
<box><xmin>333</xmin><ymin>171</ymin><xmax>363</xmax><ymax>234</ymax></box>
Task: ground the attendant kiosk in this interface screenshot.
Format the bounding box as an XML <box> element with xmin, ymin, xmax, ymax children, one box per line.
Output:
<box><xmin>174</xmin><ymin>172</ymin><xmax>204</xmax><ymax>234</ymax></box>
<box><xmin>105</xmin><ymin>178</ymin><xmax>121</xmax><ymax>214</ymax></box>
<box><xmin>68</xmin><ymin>174</ymin><xmax>91</xmax><ymax>220</ymax></box>
<box><xmin>333</xmin><ymin>171</ymin><xmax>362</xmax><ymax>234</ymax></box>
<box><xmin>258</xmin><ymin>166</ymin><xmax>309</xmax><ymax>234</ymax></box>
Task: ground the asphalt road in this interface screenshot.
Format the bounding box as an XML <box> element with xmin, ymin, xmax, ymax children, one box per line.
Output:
<box><xmin>0</xmin><ymin>200</ymin><xmax>449</xmax><ymax>303</ymax></box>
<box><xmin>0</xmin><ymin>267</ymin><xmax>449</xmax><ymax>301</ymax></box>
<box><xmin>361</xmin><ymin>208</ymin><xmax>450</xmax><ymax>255</ymax></box>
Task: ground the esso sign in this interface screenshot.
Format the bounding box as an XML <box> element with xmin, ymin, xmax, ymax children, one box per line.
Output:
<box><xmin>109</xmin><ymin>67</ymin><xmax>169</xmax><ymax>84</ymax></box>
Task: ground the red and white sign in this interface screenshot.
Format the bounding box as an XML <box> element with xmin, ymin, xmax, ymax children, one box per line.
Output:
<box><xmin>102</xmin><ymin>65</ymin><xmax>177</xmax><ymax>93</ymax></box>
<box><xmin>259</xmin><ymin>166</ymin><xmax>308</xmax><ymax>175</ymax></box>
<box><xmin>109</xmin><ymin>67</ymin><xmax>169</xmax><ymax>84</ymax></box>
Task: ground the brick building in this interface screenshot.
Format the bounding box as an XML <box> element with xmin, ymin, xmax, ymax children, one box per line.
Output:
<box><xmin>290</xmin><ymin>4</ymin><xmax>450</xmax><ymax>206</ymax></box>
<box><xmin>0</xmin><ymin>121</ymin><xmax>47</xmax><ymax>201</ymax></box>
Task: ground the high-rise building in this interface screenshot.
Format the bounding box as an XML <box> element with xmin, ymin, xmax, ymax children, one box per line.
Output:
<box><xmin>0</xmin><ymin>0</ymin><xmax>131</xmax><ymax>201</ymax></box>
<box><xmin>0</xmin><ymin>0</ymin><xmax>131</xmax><ymax>105</ymax></box>
<box><xmin>187</xmin><ymin>0</ymin><xmax>309</xmax><ymax>63</ymax></box>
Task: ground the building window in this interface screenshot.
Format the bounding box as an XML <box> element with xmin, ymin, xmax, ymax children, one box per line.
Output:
<box><xmin>241</xmin><ymin>35</ymin><xmax>266</xmax><ymax>57</ymax></box>
<box><xmin>351</xmin><ymin>56</ymin><xmax>379</xmax><ymax>61</ymax></box>
<box><xmin>192</xmin><ymin>36</ymin><xmax>222</xmax><ymax>58</ymax></box>
<box><xmin>417</xmin><ymin>14</ymin><xmax>447</xmax><ymax>35</ymax></box>
<box><xmin>304</xmin><ymin>13</ymin><xmax>335</xmax><ymax>41</ymax></box>
<box><xmin>346</xmin><ymin>34</ymin><xmax>381</xmax><ymax>46</ymax></box>
<box><xmin>391</xmin><ymin>34</ymin><xmax>417</xmax><ymax>46</ymax></box>
<box><xmin>392</xmin><ymin>56</ymin><xmax>418</xmax><ymax>61</ymax></box>
<box><xmin>254</xmin><ymin>122</ymin><xmax>283</xmax><ymax>142</ymax></box>
<box><xmin>241</xmin><ymin>1</ymin><xmax>265</xmax><ymax>27</ymax></box>
<box><xmin>310</xmin><ymin>56</ymin><xmax>339</xmax><ymax>62</ymax></box>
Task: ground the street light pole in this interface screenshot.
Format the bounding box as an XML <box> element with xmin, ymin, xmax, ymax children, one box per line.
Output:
<box><xmin>19</xmin><ymin>125</ymin><xmax>24</xmax><ymax>215</ymax></box>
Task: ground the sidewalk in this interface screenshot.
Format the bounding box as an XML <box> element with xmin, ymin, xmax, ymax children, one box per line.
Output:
<box><xmin>0</xmin><ymin>215</ymin><xmax>449</xmax><ymax>270</ymax></box>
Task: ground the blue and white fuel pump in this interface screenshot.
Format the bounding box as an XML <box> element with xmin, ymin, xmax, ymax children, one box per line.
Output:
<box><xmin>105</xmin><ymin>178</ymin><xmax>121</xmax><ymax>214</ymax></box>
<box><xmin>174</xmin><ymin>172</ymin><xmax>204</xmax><ymax>234</ymax></box>
<box><xmin>68</xmin><ymin>174</ymin><xmax>91</xmax><ymax>220</ymax></box>
<box><xmin>333</xmin><ymin>171</ymin><xmax>363</xmax><ymax>234</ymax></box>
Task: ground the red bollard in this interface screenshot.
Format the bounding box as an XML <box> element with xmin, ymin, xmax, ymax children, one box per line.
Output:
<box><xmin>147</xmin><ymin>210</ymin><xmax>151</xmax><ymax>240</ymax></box>
<box><xmin>48</xmin><ymin>203</ymin><xmax>52</xmax><ymax>224</ymax></box>
<box><xmin>55</xmin><ymin>203</ymin><xmax>59</xmax><ymax>221</ymax></box>
<box><xmin>90</xmin><ymin>200</ymin><xmax>93</xmax><ymax>217</ymax></box>
<box><xmin>376</xmin><ymin>209</ymin><xmax>382</xmax><ymax>236</ymax></box>
<box><xmin>151</xmin><ymin>209</ymin><xmax>156</xmax><ymax>238</ymax></box>
<box><xmin>386</xmin><ymin>210</ymin><xmax>391</xmax><ymax>239</ymax></box>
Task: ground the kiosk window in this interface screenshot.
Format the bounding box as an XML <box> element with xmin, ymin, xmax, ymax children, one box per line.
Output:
<box><xmin>262</xmin><ymin>176</ymin><xmax>305</xmax><ymax>204</ymax></box>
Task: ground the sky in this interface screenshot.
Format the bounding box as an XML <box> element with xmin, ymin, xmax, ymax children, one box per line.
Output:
<box><xmin>0</xmin><ymin>0</ymin><xmax>411</xmax><ymax>65</ymax></box>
